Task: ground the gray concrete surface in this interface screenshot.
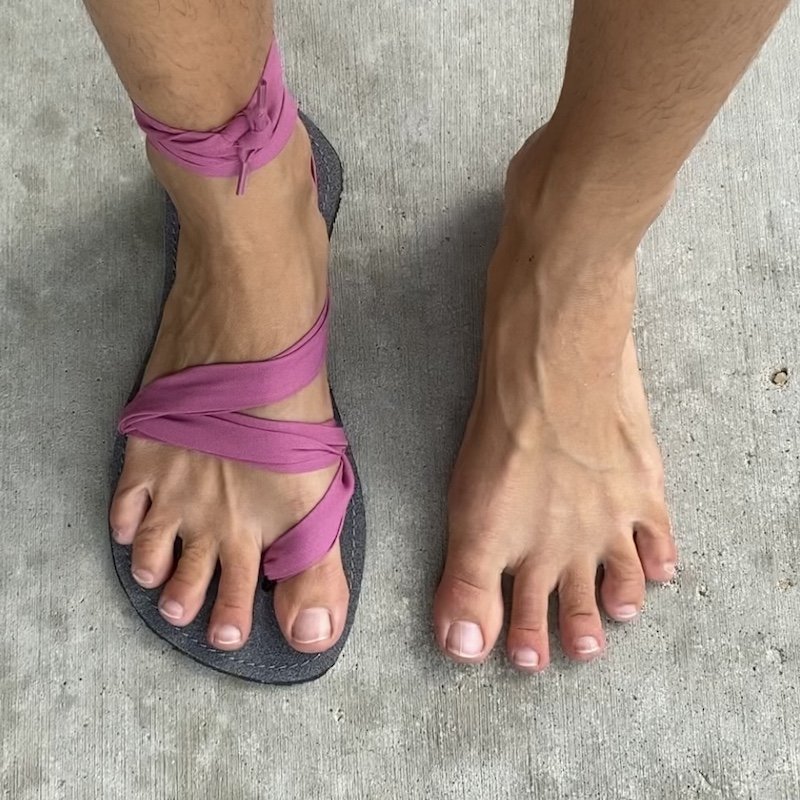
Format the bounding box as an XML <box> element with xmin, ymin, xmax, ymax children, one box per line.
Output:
<box><xmin>2</xmin><ymin>0</ymin><xmax>799</xmax><ymax>797</ymax></box>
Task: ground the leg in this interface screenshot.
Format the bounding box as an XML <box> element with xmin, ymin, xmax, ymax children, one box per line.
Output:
<box><xmin>90</xmin><ymin>0</ymin><xmax>348</xmax><ymax>652</ymax></box>
<box><xmin>436</xmin><ymin>0</ymin><xmax>789</xmax><ymax>670</ymax></box>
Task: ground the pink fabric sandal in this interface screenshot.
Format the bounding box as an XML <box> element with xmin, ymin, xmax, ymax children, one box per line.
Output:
<box><xmin>109</xmin><ymin>42</ymin><xmax>365</xmax><ymax>684</ymax></box>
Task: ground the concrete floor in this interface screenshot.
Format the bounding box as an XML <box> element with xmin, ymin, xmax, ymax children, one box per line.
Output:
<box><xmin>2</xmin><ymin>0</ymin><xmax>799</xmax><ymax>797</ymax></box>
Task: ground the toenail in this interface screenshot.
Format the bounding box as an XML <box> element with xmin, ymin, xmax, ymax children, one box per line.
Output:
<box><xmin>663</xmin><ymin>562</ymin><xmax>676</xmax><ymax>579</ymax></box>
<box><xmin>445</xmin><ymin>621</ymin><xmax>484</xmax><ymax>658</ymax></box>
<box><xmin>616</xmin><ymin>604</ymin><xmax>639</xmax><ymax>620</ymax></box>
<box><xmin>159</xmin><ymin>599</ymin><xmax>183</xmax><ymax>620</ymax></box>
<box><xmin>132</xmin><ymin>568</ymin><xmax>154</xmax><ymax>586</ymax></box>
<box><xmin>111</xmin><ymin>529</ymin><xmax>122</xmax><ymax>543</ymax></box>
<box><xmin>513</xmin><ymin>647</ymin><xmax>540</xmax><ymax>668</ymax></box>
<box><xmin>213</xmin><ymin>624</ymin><xmax>242</xmax><ymax>645</ymax></box>
<box><xmin>292</xmin><ymin>608</ymin><xmax>332</xmax><ymax>644</ymax></box>
<box><xmin>575</xmin><ymin>635</ymin><xmax>601</xmax><ymax>655</ymax></box>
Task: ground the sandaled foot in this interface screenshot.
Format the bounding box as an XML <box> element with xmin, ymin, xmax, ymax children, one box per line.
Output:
<box><xmin>110</xmin><ymin>118</ymin><xmax>349</xmax><ymax>654</ymax></box>
<box><xmin>434</xmin><ymin>130</ymin><xmax>678</xmax><ymax>670</ymax></box>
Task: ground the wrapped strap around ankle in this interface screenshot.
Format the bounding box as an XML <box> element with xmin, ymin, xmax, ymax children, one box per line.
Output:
<box><xmin>118</xmin><ymin>298</ymin><xmax>355</xmax><ymax>582</ymax></box>
<box><xmin>132</xmin><ymin>41</ymin><xmax>297</xmax><ymax>195</ymax></box>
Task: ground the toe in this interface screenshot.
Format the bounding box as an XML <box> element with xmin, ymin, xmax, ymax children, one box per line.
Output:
<box><xmin>506</xmin><ymin>566</ymin><xmax>554</xmax><ymax>672</ymax></box>
<box><xmin>433</xmin><ymin>540</ymin><xmax>504</xmax><ymax>664</ymax></box>
<box><xmin>273</xmin><ymin>541</ymin><xmax>349</xmax><ymax>654</ymax></box>
<box><xmin>130</xmin><ymin>513</ymin><xmax>179</xmax><ymax>588</ymax></box>
<box><xmin>634</xmin><ymin>509</ymin><xmax>677</xmax><ymax>583</ymax></box>
<box><xmin>600</xmin><ymin>539</ymin><xmax>646</xmax><ymax>622</ymax></box>
<box><xmin>157</xmin><ymin>533</ymin><xmax>218</xmax><ymax>626</ymax></box>
<box><xmin>110</xmin><ymin>484</ymin><xmax>150</xmax><ymax>545</ymax></box>
<box><xmin>557</xmin><ymin>563</ymin><xmax>606</xmax><ymax>662</ymax></box>
<box><xmin>207</xmin><ymin>538</ymin><xmax>261</xmax><ymax>650</ymax></box>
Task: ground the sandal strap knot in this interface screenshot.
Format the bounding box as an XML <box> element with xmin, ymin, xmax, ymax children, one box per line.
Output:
<box><xmin>132</xmin><ymin>42</ymin><xmax>297</xmax><ymax>195</ymax></box>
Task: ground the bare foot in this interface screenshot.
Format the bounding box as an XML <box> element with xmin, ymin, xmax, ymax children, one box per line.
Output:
<box><xmin>434</xmin><ymin>131</ymin><xmax>678</xmax><ymax>670</ymax></box>
<box><xmin>110</xmin><ymin>122</ymin><xmax>349</xmax><ymax>653</ymax></box>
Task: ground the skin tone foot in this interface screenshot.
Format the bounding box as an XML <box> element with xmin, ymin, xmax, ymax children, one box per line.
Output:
<box><xmin>434</xmin><ymin>0</ymin><xmax>788</xmax><ymax>671</ymax></box>
<box><xmin>110</xmin><ymin>122</ymin><xmax>350</xmax><ymax>653</ymax></box>
<box><xmin>434</xmin><ymin>134</ymin><xmax>678</xmax><ymax>670</ymax></box>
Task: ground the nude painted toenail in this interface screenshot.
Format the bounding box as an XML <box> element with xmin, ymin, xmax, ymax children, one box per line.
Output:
<box><xmin>513</xmin><ymin>647</ymin><xmax>540</xmax><ymax>668</ymax></box>
<box><xmin>213</xmin><ymin>624</ymin><xmax>242</xmax><ymax>645</ymax></box>
<box><xmin>292</xmin><ymin>608</ymin><xmax>332</xmax><ymax>644</ymax></box>
<box><xmin>159</xmin><ymin>599</ymin><xmax>183</xmax><ymax>620</ymax></box>
<box><xmin>132</xmin><ymin>568</ymin><xmax>154</xmax><ymax>587</ymax></box>
<box><xmin>616</xmin><ymin>604</ymin><xmax>639</xmax><ymax>620</ymax></box>
<box><xmin>663</xmin><ymin>562</ymin><xmax>676</xmax><ymax>579</ymax></box>
<box><xmin>575</xmin><ymin>636</ymin><xmax>601</xmax><ymax>655</ymax></box>
<box><xmin>445</xmin><ymin>621</ymin><xmax>484</xmax><ymax>658</ymax></box>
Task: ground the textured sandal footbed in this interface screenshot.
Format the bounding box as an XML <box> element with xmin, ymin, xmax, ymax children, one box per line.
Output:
<box><xmin>109</xmin><ymin>113</ymin><xmax>366</xmax><ymax>685</ymax></box>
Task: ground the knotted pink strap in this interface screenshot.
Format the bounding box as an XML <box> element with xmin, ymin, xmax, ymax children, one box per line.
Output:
<box><xmin>124</xmin><ymin>42</ymin><xmax>351</xmax><ymax>579</ymax></box>
<box><xmin>133</xmin><ymin>42</ymin><xmax>297</xmax><ymax>195</ymax></box>
<box><xmin>120</xmin><ymin>299</ymin><xmax>354</xmax><ymax>581</ymax></box>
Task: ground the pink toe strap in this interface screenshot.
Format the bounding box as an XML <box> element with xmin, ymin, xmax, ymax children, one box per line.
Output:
<box><xmin>263</xmin><ymin>458</ymin><xmax>355</xmax><ymax>580</ymax></box>
<box><xmin>119</xmin><ymin>298</ymin><xmax>355</xmax><ymax>581</ymax></box>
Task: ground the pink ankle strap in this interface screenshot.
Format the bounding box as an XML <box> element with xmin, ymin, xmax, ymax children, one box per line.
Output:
<box><xmin>133</xmin><ymin>42</ymin><xmax>298</xmax><ymax>195</ymax></box>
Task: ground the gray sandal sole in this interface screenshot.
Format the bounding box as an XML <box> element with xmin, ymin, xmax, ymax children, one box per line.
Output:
<box><xmin>109</xmin><ymin>114</ymin><xmax>366</xmax><ymax>684</ymax></box>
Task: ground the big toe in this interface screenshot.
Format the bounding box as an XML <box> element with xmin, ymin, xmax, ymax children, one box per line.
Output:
<box><xmin>273</xmin><ymin>541</ymin><xmax>349</xmax><ymax>653</ymax></box>
<box><xmin>433</xmin><ymin>539</ymin><xmax>504</xmax><ymax>664</ymax></box>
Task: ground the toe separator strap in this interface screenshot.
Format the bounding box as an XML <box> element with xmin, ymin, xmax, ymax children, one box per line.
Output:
<box><xmin>262</xmin><ymin>458</ymin><xmax>355</xmax><ymax>582</ymax></box>
<box><xmin>132</xmin><ymin>41</ymin><xmax>298</xmax><ymax>194</ymax></box>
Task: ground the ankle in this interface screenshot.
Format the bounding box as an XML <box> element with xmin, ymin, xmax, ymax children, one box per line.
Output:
<box><xmin>484</xmin><ymin>133</ymin><xmax>646</xmax><ymax>384</ymax></box>
<box><xmin>151</xmin><ymin>121</ymin><xmax>329</xmax><ymax>319</ymax></box>
<box><xmin>147</xmin><ymin>120</ymin><xmax>328</xmax><ymax>297</ymax></box>
<box><xmin>147</xmin><ymin>120</ymin><xmax>318</xmax><ymax>232</ymax></box>
<box><xmin>504</xmin><ymin>123</ymin><xmax>675</xmax><ymax>263</ymax></box>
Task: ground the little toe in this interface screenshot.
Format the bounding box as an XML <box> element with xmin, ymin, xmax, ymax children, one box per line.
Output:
<box><xmin>634</xmin><ymin>511</ymin><xmax>677</xmax><ymax>583</ymax></box>
<box><xmin>433</xmin><ymin>540</ymin><xmax>504</xmax><ymax>664</ymax></box>
<box><xmin>110</xmin><ymin>484</ymin><xmax>150</xmax><ymax>545</ymax></box>
<box><xmin>273</xmin><ymin>541</ymin><xmax>349</xmax><ymax>654</ymax></box>
<box><xmin>507</xmin><ymin>566</ymin><xmax>554</xmax><ymax>673</ymax></box>
<box><xmin>157</xmin><ymin>533</ymin><xmax>218</xmax><ymax>626</ymax></box>
<box><xmin>600</xmin><ymin>540</ymin><xmax>646</xmax><ymax>622</ymax></box>
<box><xmin>130</xmin><ymin>514</ymin><xmax>179</xmax><ymax>588</ymax></box>
<box><xmin>207</xmin><ymin>538</ymin><xmax>261</xmax><ymax>650</ymax></box>
<box><xmin>557</xmin><ymin>564</ymin><xmax>606</xmax><ymax>662</ymax></box>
